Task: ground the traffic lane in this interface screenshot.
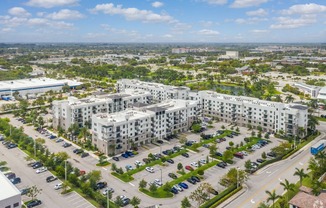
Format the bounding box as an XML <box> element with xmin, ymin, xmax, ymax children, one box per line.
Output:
<box><xmin>0</xmin><ymin>145</ymin><xmax>65</xmax><ymax>208</ymax></box>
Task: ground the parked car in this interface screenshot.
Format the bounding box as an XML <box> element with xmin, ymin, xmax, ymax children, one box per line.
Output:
<box><xmin>36</xmin><ymin>167</ymin><xmax>47</xmax><ymax>174</ymax></box>
<box><xmin>102</xmin><ymin>187</ymin><xmax>114</xmax><ymax>195</ymax></box>
<box><xmin>46</xmin><ymin>176</ymin><xmax>58</xmax><ymax>183</ymax></box>
<box><xmin>217</xmin><ymin>162</ymin><xmax>226</xmax><ymax>168</ymax></box>
<box><xmin>121</xmin><ymin>153</ymin><xmax>129</xmax><ymax>158</ymax></box>
<box><xmin>7</xmin><ymin>143</ymin><xmax>17</xmax><ymax>149</ymax></box>
<box><xmin>134</xmin><ymin>160</ymin><xmax>143</xmax><ymax>166</ymax></box>
<box><xmin>185</xmin><ymin>166</ymin><xmax>194</xmax><ymax>171</ymax></box>
<box><xmin>167</xmin><ymin>159</ymin><xmax>174</xmax><ymax>164</ymax></box>
<box><xmin>199</xmin><ymin>159</ymin><xmax>207</xmax><ymax>164</ymax></box>
<box><xmin>157</xmin><ymin>140</ymin><xmax>164</xmax><ymax>144</ymax></box>
<box><xmin>63</xmin><ymin>142</ymin><xmax>72</xmax><ymax>148</ymax></box>
<box><xmin>267</xmin><ymin>152</ymin><xmax>276</xmax><ymax>157</ymax></box>
<box><xmin>234</xmin><ymin>152</ymin><xmax>244</xmax><ymax>159</ymax></box>
<box><xmin>54</xmin><ymin>183</ymin><xmax>63</xmax><ymax>190</ymax></box>
<box><xmin>32</xmin><ymin>162</ymin><xmax>43</xmax><ymax>169</ymax></box>
<box><xmin>256</xmin><ymin>158</ymin><xmax>265</xmax><ymax>163</ymax></box>
<box><xmin>125</xmin><ymin>165</ymin><xmax>133</xmax><ymax>171</ymax></box>
<box><xmin>208</xmin><ymin>188</ymin><xmax>219</xmax><ymax>195</ymax></box>
<box><xmin>10</xmin><ymin>177</ymin><xmax>21</xmax><ymax>184</ymax></box>
<box><xmin>81</xmin><ymin>152</ymin><xmax>89</xmax><ymax>158</ymax></box>
<box><xmin>112</xmin><ymin>157</ymin><xmax>119</xmax><ymax>161</ymax></box>
<box><xmin>122</xmin><ymin>198</ymin><xmax>130</xmax><ymax>207</ymax></box>
<box><xmin>187</xmin><ymin>177</ymin><xmax>197</xmax><ymax>184</ymax></box>
<box><xmin>173</xmin><ymin>184</ymin><xmax>183</xmax><ymax>192</ymax></box>
<box><xmin>178</xmin><ymin>182</ymin><xmax>188</xmax><ymax>189</ymax></box>
<box><xmin>5</xmin><ymin>172</ymin><xmax>16</xmax><ymax>180</ymax></box>
<box><xmin>154</xmin><ymin>179</ymin><xmax>162</xmax><ymax>186</ymax></box>
<box><xmin>170</xmin><ymin>187</ymin><xmax>178</xmax><ymax>194</ymax></box>
<box><xmin>95</xmin><ymin>182</ymin><xmax>107</xmax><ymax>190</ymax></box>
<box><xmin>26</xmin><ymin>199</ymin><xmax>42</xmax><ymax>208</ymax></box>
<box><xmin>55</xmin><ymin>138</ymin><xmax>63</xmax><ymax>143</ymax></box>
<box><xmin>190</xmin><ymin>162</ymin><xmax>198</xmax><ymax>167</ymax></box>
<box><xmin>168</xmin><ymin>173</ymin><xmax>177</xmax><ymax>179</ymax></box>
<box><xmin>73</xmin><ymin>149</ymin><xmax>83</xmax><ymax>154</ymax></box>
<box><xmin>191</xmin><ymin>176</ymin><xmax>201</xmax><ymax>182</ymax></box>
<box><xmin>20</xmin><ymin>187</ymin><xmax>31</xmax><ymax>195</ymax></box>
<box><xmin>181</xmin><ymin>153</ymin><xmax>189</xmax><ymax>158</ymax></box>
<box><xmin>215</xmin><ymin>152</ymin><xmax>223</xmax><ymax>157</ymax></box>
<box><xmin>145</xmin><ymin>167</ymin><xmax>154</xmax><ymax>173</ymax></box>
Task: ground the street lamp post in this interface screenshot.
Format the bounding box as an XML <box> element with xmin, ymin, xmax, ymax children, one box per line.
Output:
<box><xmin>160</xmin><ymin>169</ymin><xmax>163</xmax><ymax>184</ymax></box>
<box><xmin>65</xmin><ymin>160</ymin><xmax>67</xmax><ymax>181</ymax></box>
<box><xmin>106</xmin><ymin>191</ymin><xmax>110</xmax><ymax>208</ymax></box>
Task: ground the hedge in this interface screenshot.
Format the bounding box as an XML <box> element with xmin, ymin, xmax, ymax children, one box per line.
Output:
<box><xmin>199</xmin><ymin>185</ymin><xmax>238</xmax><ymax>208</ymax></box>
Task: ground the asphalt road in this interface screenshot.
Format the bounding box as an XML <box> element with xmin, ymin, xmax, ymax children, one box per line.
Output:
<box><xmin>222</xmin><ymin>126</ymin><xmax>326</xmax><ymax>208</ymax></box>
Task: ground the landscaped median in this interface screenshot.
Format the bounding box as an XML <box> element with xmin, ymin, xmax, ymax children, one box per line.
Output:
<box><xmin>111</xmin><ymin>149</ymin><xmax>188</xmax><ymax>182</ymax></box>
<box><xmin>140</xmin><ymin>159</ymin><xmax>220</xmax><ymax>198</ymax></box>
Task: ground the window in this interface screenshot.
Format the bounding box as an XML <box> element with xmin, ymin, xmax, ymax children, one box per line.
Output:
<box><xmin>5</xmin><ymin>206</ymin><xmax>11</xmax><ymax>208</ymax></box>
<box><xmin>14</xmin><ymin>202</ymin><xmax>19</xmax><ymax>207</ymax></box>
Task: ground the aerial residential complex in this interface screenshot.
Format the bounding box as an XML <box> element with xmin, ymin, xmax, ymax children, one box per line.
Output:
<box><xmin>0</xmin><ymin>78</ymin><xmax>82</xmax><ymax>98</ymax></box>
<box><xmin>0</xmin><ymin>172</ymin><xmax>21</xmax><ymax>208</ymax></box>
<box><xmin>52</xmin><ymin>89</ymin><xmax>152</xmax><ymax>131</ymax></box>
<box><xmin>53</xmin><ymin>79</ymin><xmax>308</xmax><ymax>155</ymax></box>
<box><xmin>92</xmin><ymin>99</ymin><xmax>198</xmax><ymax>154</ymax></box>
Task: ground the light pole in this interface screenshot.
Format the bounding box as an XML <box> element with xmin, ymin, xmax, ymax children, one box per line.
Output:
<box><xmin>160</xmin><ymin>168</ymin><xmax>163</xmax><ymax>184</ymax></box>
<box><xmin>65</xmin><ymin>160</ymin><xmax>67</xmax><ymax>181</ymax></box>
<box><xmin>106</xmin><ymin>191</ymin><xmax>110</xmax><ymax>208</ymax></box>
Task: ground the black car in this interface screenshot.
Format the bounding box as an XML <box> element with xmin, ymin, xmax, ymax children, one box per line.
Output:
<box><xmin>215</xmin><ymin>152</ymin><xmax>223</xmax><ymax>157</ymax></box>
<box><xmin>20</xmin><ymin>187</ymin><xmax>30</xmax><ymax>195</ymax></box>
<box><xmin>11</xmin><ymin>177</ymin><xmax>21</xmax><ymax>184</ymax></box>
<box><xmin>32</xmin><ymin>162</ymin><xmax>43</xmax><ymax>169</ymax></box>
<box><xmin>63</xmin><ymin>143</ymin><xmax>72</xmax><ymax>148</ymax></box>
<box><xmin>267</xmin><ymin>152</ymin><xmax>276</xmax><ymax>157</ymax></box>
<box><xmin>191</xmin><ymin>176</ymin><xmax>201</xmax><ymax>182</ymax></box>
<box><xmin>256</xmin><ymin>158</ymin><xmax>265</xmax><ymax>163</ymax></box>
<box><xmin>7</xmin><ymin>143</ymin><xmax>17</xmax><ymax>149</ymax></box>
<box><xmin>171</xmin><ymin>187</ymin><xmax>178</xmax><ymax>194</ymax></box>
<box><xmin>167</xmin><ymin>159</ymin><xmax>174</xmax><ymax>164</ymax></box>
<box><xmin>5</xmin><ymin>172</ymin><xmax>16</xmax><ymax>180</ymax></box>
<box><xmin>187</xmin><ymin>178</ymin><xmax>197</xmax><ymax>184</ymax></box>
<box><xmin>217</xmin><ymin>162</ymin><xmax>226</xmax><ymax>168</ymax></box>
<box><xmin>95</xmin><ymin>182</ymin><xmax>107</xmax><ymax>190</ymax></box>
<box><xmin>181</xmin><ymin>153</ymin><xmax>189</xmax><ymax>158</ymax></box>
<box><xmin>81</xmin><ymin>152</ymin><xmax>89</xmax><ymax>158</ymax></box>
<box><xmin>168</xmin><ymin>173</ymin><xmax>178</xmax><ymax>179</ymax></box>
<box><xmin>26</xmin><ymin>199</ymin><xmax>42</xmax><ymax>208</ymax></box>
<box><xmin>122</xmin><ymin>198</ymin><xmax>130</xmax><ymax>207</ymax></box>
<box><xmin>73</xmin><ymin>149</ymin><xmax>83</xmax><ymax>154</ymax></box>
<box><xmin>208</xmin><ymin>188</ymin><xmax>219</xmax><ymax>195</ymax></box>
<box><xmin>143</xmin><ymin>158</ymin><xmax>151</xmax><ymax>163</ymax></box>
<box><xmin>112</xmin><ymin>157</ymin><xmax>119</xmax><ymax>161</ymax></box>
<box><xmin>46</xmin><ymin>176</ymin><xmax>58</xmax><ymax>183</ymax></box>
<box><xmin>157</xmin><ymin>140</ymin><xmax>164</xmax><ymax>144</ymax></box>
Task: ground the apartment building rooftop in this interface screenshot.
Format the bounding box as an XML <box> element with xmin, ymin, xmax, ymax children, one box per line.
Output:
<box><xmin>95</xmin><ymin>110</ymin><xmax>150</xmax><ymax>124</ymax></box>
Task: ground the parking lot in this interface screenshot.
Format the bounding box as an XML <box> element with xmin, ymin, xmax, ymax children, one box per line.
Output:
<box><xmin>0</xmin><ymin>142</ymin><xmax>95</xmax><ymax>208</ymax></box>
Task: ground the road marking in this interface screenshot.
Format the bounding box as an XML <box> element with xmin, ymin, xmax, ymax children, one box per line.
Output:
<box><xmin>267</xmin><ymin>169</ymin><xmax>278</xmax><ymax>177</ymax></box>
<box><xmin>299</xmin><ymin>162</ymin><xmax>303</xmax><ymax>166</ymax></box>
<box><xmin>251</xmin><ymin>199</ymin><xmax>255</xmax><ymax>204</ymax></box>
<box><xmin>278</xmin><ymin>178</ymin><xmax>282</xmax><ymax>182</ymax></box>
<box><xmin>129</xmin><ymin>182</ymin><xmax>135</xmax><ymax>186</ymax></box>
<box><xmin>102</xmin><ymin>167</ymin><xmax>107</xmax><ymax>171</ymax></box>
<box><xmin>266</xmin><ymin>171</ymin><xmax>271</xmax><ymax>174</ymax></box>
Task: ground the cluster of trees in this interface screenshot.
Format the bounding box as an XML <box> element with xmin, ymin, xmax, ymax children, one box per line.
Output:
<box><xmin>305</xmin><ymin>79</ymin><xmax>326</xmax><ymax>86</ymax></box>
<box><xmin>282</xmin><ymin>84</ymin><xmax>301</xmax><ymax>95</ymax></box>
<box><xmin>279</xmin><ymin>65</ymin><xmax>310</xmax><ymax>76</ymax></box>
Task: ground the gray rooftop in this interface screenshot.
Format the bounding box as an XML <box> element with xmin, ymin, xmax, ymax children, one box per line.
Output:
<box><xmin>0</xmin><ymin>172</ymin><xmax>21</xmax><ymax>201</ymax></box>
<box><xmin>290</xmin><ymin>105</ymin><xmax>308</xmax><ymax>110</ymax></box>
<box><xmin>107</xmin><ymin>94</ymin><xmax>130</xmax><ymax>99</ymax></box>
<box><xmin>132</xmin><ymin>102</ymin><xmax>150</xmax><ymax>108</ymax></box>
<box><xmin>147</xmin><ymin>106</ymin><xmax>167</xmax><ymax>113</ymax></box>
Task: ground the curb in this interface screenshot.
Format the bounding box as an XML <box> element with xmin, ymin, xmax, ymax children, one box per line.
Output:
<box><xmin>219</xmin><ymin>184</ymin><xmax>248</xmax><ymax>208</ymax></box>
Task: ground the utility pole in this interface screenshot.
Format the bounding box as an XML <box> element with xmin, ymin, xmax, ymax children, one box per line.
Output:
<box><xmin>65</xmin><ymin>160</ymin><xmax>67</xmax><ymax>181</ymax></box>
<box><xmin>107</xmin><ymin>191</ymin><xmax>110</xmax><ymax>208</ymax></box>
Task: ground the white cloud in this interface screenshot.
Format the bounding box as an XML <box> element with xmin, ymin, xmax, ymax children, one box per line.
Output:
<box><xmin>91</xmin><ymin>3</ymin><xmax>174</xmax><ymax>23</ymax></box>
<box><xmin>270</xmin><ymin>15</ymin><xmax>316</xmax><ymax>29</ymax></box>
<box><xmin>231</xmin><ymin>0</ymin><xmax>268</xmax><ymax>8</ymax></box>
<box><xmin>235</xmin><ymin>17</ymin><xmax>268</xmax><ymax>24</ymax></box>
<box><xmin>202</xmin><ymin>0</ymin><xmax>227</xmax><ymax>5</ymax></box>
<box><xmin>171</xmin><ymin>22</ymin><xmax>192</xmax><ymax>34</ymax></box>
<box><xmin>152</xmin><ymin>1</ymin><xmax>164</xmax><ymax>8</ymax></box>
<box><xmin>281</xmin><ymin>3</ymin><xmax>326</xmax><ymax>15</ymax></box>
<box><xmin>198</xmin><ymin>29</ymin><xmax>220</xmax><ymax>35</ymax></box>
<box><xmin>163</xmin><ymin>34</ymin><xmax>173</xmax><ymax>38</ymax></box>
<box><xmin>246</xmin><ymin>8</ymin><xmax>268</xmax><ymax>16</ymax></box>
<box><xmin>8</xmin><ymin>7</ymin><xmax>31</xmax><ymax>17</ymax></box>
<box><xmin>27</xmin><ymin>18</ymin><xmax>73</xmax><ymax>29</ymax></box>
<box><xmin>46</xmin><ymin>9</ymin><xmax>84</xmax><ymax>20</ymax></box>
<box><xmin>1</xmin><ymin>27</ymin><xmax>14</xmax><ymax>33</ymax></box>
<box><xmin>251</xmin><ymin>29</ymin><xmax>268</xmax><ymax>33</ymax></box>
<box><xmin>0</xmin><ymin>16</ymin><xmax>28</xmax><ymax>27</ymax></box>
<box><xmin>26</xmin><ymin>0</ymin><xmax>79</xmax><ymax>8</ymax></box>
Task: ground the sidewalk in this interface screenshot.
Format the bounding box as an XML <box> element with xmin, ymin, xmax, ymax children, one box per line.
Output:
<box><xmin>218</xmin><ymin>184</ymin><xmax>248</xmax><ymax>208</ymax></box>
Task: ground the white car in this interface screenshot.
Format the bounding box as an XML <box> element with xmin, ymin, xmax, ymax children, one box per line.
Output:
<box><xmin>54</xmin><ymin>183</ymin><xmax>63</xmax><ymax>190</ymax></box>
<box><xmin>200</xmin><ymin>159</ymin><xmax>207</xmax><ymax>164</ymax></box>
<box><xmin>134</xmin><ymin>160</ymin><xmax>143</xmax><ymax>166</ymax></box>
<box><xmin>190</xmin><ymin>162</ymin><xmax>198</xmax><ymax>167</ymax></box>
<box><xmin>119</xmin><ymin>195</ymin><xmax>127</xmax><ymax>200</ymax></box>
<box><xmin>36</xmin><ymin>167</ymin><xmax>47</xmax><ymax>174</ymax></box>
<box><xmin>241</xmin><ymin>151</ymin><xmax>248</xmax><ymax>156</ymax></box>
<box><xmin>173</xmin><ymin>184</ymin><xmax>183</xmax><ymax>192</ymax></box>
<box><xmin>145</xmin><ymin>167</ymin><xmax>154</xmax><ymax>173</ymax></box>
<box><xmin>102</xmin><ymin>188</ymin><xmax>114</xmax><ymax>195</ymax></box>
<box><xmin>154</xmin><ymin>179</ymin><xmax>162</xmax><ymax>186</ymax></box>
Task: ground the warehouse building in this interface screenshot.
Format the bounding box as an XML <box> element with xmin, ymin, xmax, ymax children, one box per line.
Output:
<box><xmin>0</xmin><ymin>172</ymin><xmax>21</xmax><ymax>208</ymax></box>
<box><xmin>0</xmin><ymin>78</ymin><xmax>81</xmax><ymax>98</ymax></box>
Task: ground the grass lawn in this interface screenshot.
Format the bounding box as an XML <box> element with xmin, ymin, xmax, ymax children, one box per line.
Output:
<box><xmin>111</xmin><ymin>172</ymin><xmax>134</xmax><ymax>182</ymax></box>
<box><xmin>96</xmin><ymin>161</ymin><xmax>110</xmax><ymax>166</ymax></box>
<box><xmin>140</xmin><ymin>188</ymin><xmax>173</xmax><ymax>198</ymax></box>
<box><xmin>316</xmin><ymin>117</ymin><xmax>326</xmax><ymax>122</ymax></box>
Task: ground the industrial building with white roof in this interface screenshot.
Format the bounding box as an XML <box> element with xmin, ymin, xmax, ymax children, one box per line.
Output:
<box><xmin>0</xmin><ymin>172</ymin><xmax>21</xmax><ymax>208</ymax></box>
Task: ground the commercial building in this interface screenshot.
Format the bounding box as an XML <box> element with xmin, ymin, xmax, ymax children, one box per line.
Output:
<box><xmin>294</xmin><ymin>83</ymin><xmax>321</xmax><ymax>98</ymax></box>
<box><xmin>0</xmin><ymin>172</ymin><xmax>21</xmax><ymax>208</ymax></box>
<box><xmin>219</xmin><ymin>51</ymin><xmax>239</xmax><ymax>59</ymax></box>
<box><xmin>116</xmin><ymin>79</ymin><xmax>190</xmax><ymax>101</ymax></box>
<box><xmin>289</xmin><ymin>186</ymin><xmax>326</xmax><ymax>208</ymax></box>
<box><xmin>52</xmin><ymin>89</ymin><xmax>152</xmax><ymax>131</ymax></box>
<box><xmin>0</xmin><ymin>78</ymin><xmax>81</xmax><ymax>98</ymax></box>
<box><xmin>92</xmin><ymin>99</ymin><xmax>198</xmax><ymax>155</ymax></box>
<box><xmin>317</xmin><ymin>87</ymin><xmax>326</xmax><ymax>100</ymax></box>
<box><xmin>189</xmin><ymin>90</ymin><xmax>308</xmax><ymax>136</ymax></box>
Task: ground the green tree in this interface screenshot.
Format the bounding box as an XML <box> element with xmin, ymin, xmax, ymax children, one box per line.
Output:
<box><xmin>198</xmin><ymin>169</ymin><xmax>204</xmax><ymax>176</ymax></box>
<box><xmin>191</xmin><ymin>124</ymin><xmax>202</xmax><ymax>133</ymax></box>
<box><xmin>130</xmin><ymin>196</ymin><xmax>141</xmax><ymax>208</ymax></box>
<box><xmin>27</xmin><ymin>185</ymin><xmax>42</xmax><ymax>200</ymax></box>
<box><xmin>149</xmin><ymin>182</ymin><xmax>157</xmax><ymax>192</ymax></box>
<box><xmin>244</xmin><ymin>160</ymin><xmax>253</xmax><ymax>172</ymax></box>
<box><xmin>111</xmin><ymin>163</ymin><xmax>117</xmax><ymax>172</ymax></box>
<box><xmin>280</xmin><ymin>179</ymin><xmax>295</xmax><ymax>203</ymax></box>
<box><xmin>162</xmin><ymin>182</ymin><xmax>172</xmax><ymax>192</ymax></box>
<box><xmin>285</xmin><ymin>94</ymin><xmax>294</xmax><ymax>103</ymax></box>
<box><xmin>265</xmin><ymin>190</ymin><xmax>281</xmax><ymax>208</ymax></box>
<box><xmin>139</xmin><ymin>179</ymin><xmax>147</xmax><ymax>189</ymax></box>
<box><xmin>219</xmin><ymin>168</ymin><xmax>248</xmax><ymax>187</ymax></box>
<box><xmin>222</xmin><ymin>150</ymin><xmax>234</xmax><ymax>162</ymax></box>
<box><xmin>181</xmin><ymin>197</ymin><xmax>191</xmax><ymax>208</ymax></box>
<box><xmin>262</xmin><ymin>152</ymin><xmax>267</xmax><ymax>159</ymax></box>
<box><xmin>177</xmin><ymin>163</ymin><xmax>183</xmax><ymax>171</ymax></box>
<box><xmin>114</xmin><ymin>196</ymin><xmax>124</xmax><ymax>207</ymax></box>
<box><xmin>293</xmin><ymin>168</ymin><xmax>308</xmax><ymax>186</ymax></box>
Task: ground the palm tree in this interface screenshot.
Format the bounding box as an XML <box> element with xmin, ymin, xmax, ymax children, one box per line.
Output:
<box><xmin>274</xmin><ymin>95</ymin><xmax>283</xmax><ymax>103</ymax></box>
<box><xmin>308</xmin><ymin>114</ymin><xmax>319</xmax><ymax>132</ymax></box>
<box><xmin>265</xmin><ymin>190</ymin><xmax>281</xmax><ymax>208</ymax></box>
<box><xmin>294</xmin><ymin>168</ymin><xmax>308</xmax><ymax>186</ymax></box>
<box><xmin>307</xmin><ymin>158</ymin><xmax>320</xmax><ymax>180</ymax></box>
<box><xmin>257</xmin><ymin>201</ymin><xmax>269</xmax><ymax>208</ymax></box>
<box><xmin>308</xmin><ymin>99</ymin><xmax>318</xmax><ymax>113</ymax></box>
<box><xmin>280</xmin><ymin>179</ymin><xmax>295</xmax><ymax>203</ymax></box>
<box><xmin>285</xmin><ymin>94</ymin><xmax>294</xmax><ymax>103</ymax></box>
<box><xmin>79</xmin><ymin>127</ymin><xmax>88</xmax><ymax>143</ymax></box>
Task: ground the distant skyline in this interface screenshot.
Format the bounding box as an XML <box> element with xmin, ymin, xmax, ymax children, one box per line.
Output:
<box><xmin>0</xmin><ymin>0</ymin><xmax>325</xmax><ymax>43</ymax></box>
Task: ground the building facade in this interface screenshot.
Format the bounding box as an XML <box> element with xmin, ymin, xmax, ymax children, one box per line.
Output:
<box><xmin>92</xmin><ymin>99</ymin><xmax>199</xmax><ymax>155</ymax></box>
<box><xmin>294</xmin><ymin>83</ymin><xmax>321</xmax><ymax>98</ymax></box>
<box><xmin>0</xmin><ymin>172</ymin><xmax>21</xmax><ymax>208</ymax></box>
<box><xmin>116</xmin><ymin>79</ymin><xmax>190</xmax><ymax>101</ymax></box>
<box><xmin>52</xmin><ymin>89</ymin><xmax>152</xmax><ymax>131</ymax></box>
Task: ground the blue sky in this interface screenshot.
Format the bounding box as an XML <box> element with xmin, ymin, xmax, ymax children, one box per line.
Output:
<box><xmin>0</xmin><ymin>0</ymin><xmax>325</xmax><ymax>42</ymax></box>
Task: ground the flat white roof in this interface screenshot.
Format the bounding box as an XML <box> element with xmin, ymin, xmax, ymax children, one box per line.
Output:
<box><xmin>95</xmin><ymin>109</ymin><xmax>150</xmax><ymax>124</ymax></box>
<box><xmin>0</xmin><ymin>78</ymin><xmax>81</xmax><ymax>92</ymax></box>
<box><xmin>0</xmin><ymin>172</ymin><xmax>20</xmax><ymax>201</ymax></box>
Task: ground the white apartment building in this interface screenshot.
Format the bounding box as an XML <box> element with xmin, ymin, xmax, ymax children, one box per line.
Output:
<box><xmin>116</xmin><ymin>79</ymin><xmax>190</xmax><ymax>101</ymax></box>
<box><xmin>294</xmin><ymin>83</ymin><xmax>321</xmax><ymax>98</ymax></box>
<box><xmin>189</xmin><ymin>90</ymin><xmax>308</xmax><ymax>135</ymax></box>
<box><xmin>0</xmin><ymin>172</ymin><xmax>21</xmax><ymax>208</ymax></box>
<box><xmin>52</xmin><ymin>89</ymin><xmax>152</xmax><ymax>131</ymax></box>
<box><xmin>92</xmin><ymin>99</ymin><xmax>198</xmax><ymax>155</ymax></box>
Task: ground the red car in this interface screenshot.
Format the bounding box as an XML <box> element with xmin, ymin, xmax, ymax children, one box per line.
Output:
<box><xmin>185</xmin><ymin>165</ymin><xmax>194</xmax><ymax>171</ymax></box>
